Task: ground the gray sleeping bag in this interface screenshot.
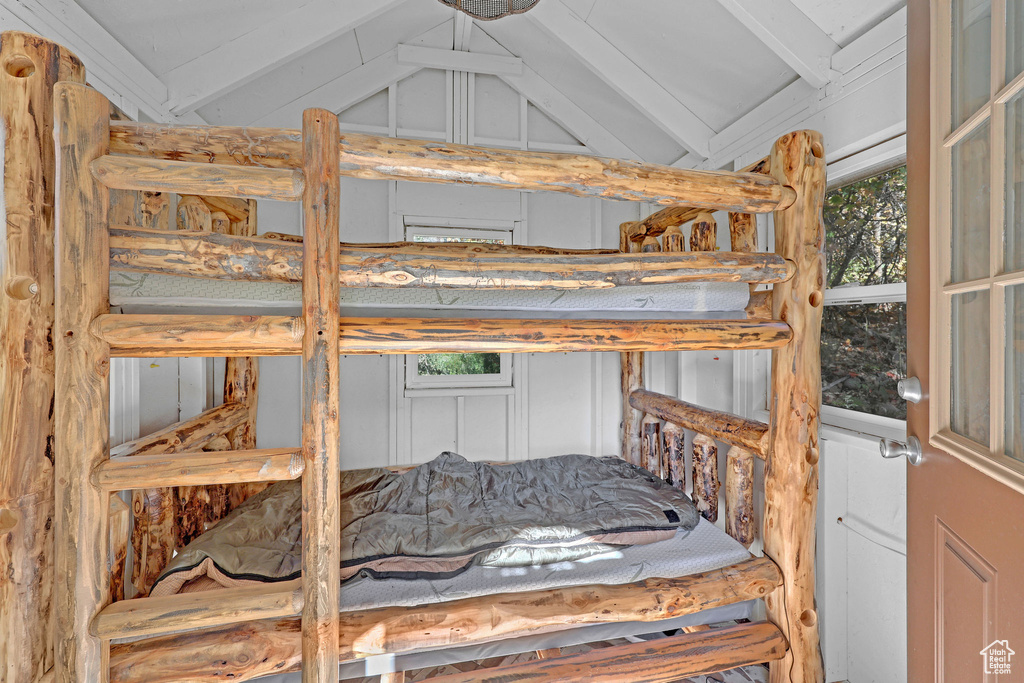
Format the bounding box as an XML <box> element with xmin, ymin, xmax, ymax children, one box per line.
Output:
<box><xmin>151</xmin><ymin>452</ymin><xmax>699</xmax><ymax>596</ymax></box>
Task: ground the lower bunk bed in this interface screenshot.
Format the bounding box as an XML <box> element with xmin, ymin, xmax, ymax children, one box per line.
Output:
<box><xmin>105</xmin><ymin>453</ymin><xmax>784</xmax><ymax>683</ymax></box>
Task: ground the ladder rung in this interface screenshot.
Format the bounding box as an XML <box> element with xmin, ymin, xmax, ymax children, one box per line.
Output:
<box><xmin>423</xmin><ymin>621</ymin><xmax>788</xmax><ymax>683</ymax></box>
<box><xmin>93</xmin><ymin>314</ymin><xmax>794</xmax><ymax>357</ymax></box>
<box><xmin>90</xmin><ymin>155</ymin><xmax>304</xmax><ymax>201</ymax></box>
<box><xmin>92</xmin><ymin>579</ymin><xmax>303</xmax><ymax>640</ymax></box>
<box><xmin>94</xmin><ymin>448</ymin><xmax>303</xmax><ymax>490</ymax></box>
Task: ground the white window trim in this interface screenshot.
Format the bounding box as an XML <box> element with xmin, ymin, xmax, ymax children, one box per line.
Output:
<box><xmin>733</xmin><ymin>136</ymin><xmax>909</xmax><ymax>440</ymax></box>
<box><xmin>405</xmin><ymin>353</ymin><xmax>513</xmax><ymax>391</ymax></box>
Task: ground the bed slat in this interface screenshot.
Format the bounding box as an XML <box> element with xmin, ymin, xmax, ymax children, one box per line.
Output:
<box><xmin>94</xmin><ymin>448</ymin><xmax>304</xmax><ymax>490</ymax></box>
<box><xmin>91</xmin><ymin>155</ymin><xmax>304</xmax><ymax>201</ymax></box>
<box><xmin>92</xmin><ymin>314</ymin><xmax>794</xmax><ymax>357</ymax></box>
<box><xmin>424</xmin><ymin>622</ymin><xmax>787</xmax><ymax>683</ymax></box>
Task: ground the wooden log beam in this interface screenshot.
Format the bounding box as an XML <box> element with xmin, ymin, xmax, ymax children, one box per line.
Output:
<box><xmin>111</xmin><ymin>402</ymin><xmax>249</xmax><ymax>458</ymax></box>
<box><xmin>94</xmin><ymin>448</ymin><xmax>304</xmax><ymax>490</ymax></box>
<box><xmin>92</xmin><ymin>579</ymin><xmax>303</xmax><ymax>640</ymax></box>
<box><xmin>94</xmin><ymin>314</ymin><xmax>795</xmax><ymax>357</ymax></box>
<box><xmin>106</xmin><ymin>556</ymin><xmax>783</xmax><ymax>682</ymax></box>
<box><xmin>53</xmin><ymin>81</ymin><xmax>111</xmax><ymax>683</ymax></box>
<box><xmin>424</xmin><ymin>622</ymin><xmax>788</xmax><ymax>683</ymax></box>
<box><xmin>763</xmin><ymin>130</ymin><xmax>826</xmax><ymax>683</ymax></box>
<box><xmin>692</xmin><ymin>434</ymin><xmax>720</xmax><ymax>523</ymax></box>
<box><xmin>260</xmin><ymin>231</ymin><xmax>619</xmax><ymax>255</ymax></box>
<box><xmin>0</xmin><ymin>31</ymin><xmax>85</xmax><ymax>682</ymax></box>
<box><xmin>91</xmin><ymin>155</ymin><xmax>305</xmax><ymax>201</ymax></box>
<box><xmin>629</xmin><ymin>389</ymin><xmax>769</xmax><ymax>458</ymax></box>
<box><xmin>640</xmin><ymin>415</ymin><xmax>662</xmax><ymax>476</ymax></box>
<box><xmin>107</xmin><ymin>227</ymin><xmax>796</xmax><ymax>287</ymax></box>
<box><xmin>300</xmin><ymin>108</ymin><xmax>342</xmax><ymax>683</ymax></box>
<box><xmin>663</xmin><ymin>423</ymin><xmax>685</xmax><ymax>489</ymax></box>
<box><xmin>108</xmin><ymin>122</ymin><xmax>791</xmax><ymax>212</ymax></box>
<box><xmin>622</xmin><ymin>206</ymin><xmax>703</xmax><ymax>244</ymax></box>
<box><xmin>726</xmin><ymin>446</ymin><xmax>755</xmax><ymax>548</ymax></box>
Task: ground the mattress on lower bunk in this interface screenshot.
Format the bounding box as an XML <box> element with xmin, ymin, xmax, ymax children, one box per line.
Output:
<box><xmin>109</xmin><ymin>271</ymin><xmax>751</xmax><ymax>315</ymax></box>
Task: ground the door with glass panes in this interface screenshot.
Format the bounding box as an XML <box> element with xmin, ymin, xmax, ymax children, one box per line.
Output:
<box><xmin>907</xmin><ymin>0</ymin><xmax>1024</xmax><ymax>680</ymax></box>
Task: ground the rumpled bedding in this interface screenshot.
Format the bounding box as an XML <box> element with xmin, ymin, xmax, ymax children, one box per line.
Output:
<box><xmin>150</xmin><ymin>452</ymin><xmax>699</xmax><ymax>597</ymax></box>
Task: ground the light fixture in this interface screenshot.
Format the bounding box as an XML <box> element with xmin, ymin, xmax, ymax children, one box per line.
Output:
<box><xmin>437</xmin><ymin>0</ymin><xmax>540</xmax><ymax>21</ymax></box>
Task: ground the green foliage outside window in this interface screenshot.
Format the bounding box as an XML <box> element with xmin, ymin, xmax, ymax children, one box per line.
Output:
<box><xmin>418</xmin><ymin>352</ymin><xmax>502</xmax><ymax>376</ymax></box>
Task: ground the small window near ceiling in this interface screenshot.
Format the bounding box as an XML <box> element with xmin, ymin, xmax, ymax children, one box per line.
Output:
<box><xmin>821</xmin><ymin>165</ymin><xmax>908</xmax><ymax>421</ymax></box>
<box><xmin>404</xmin><ymin>225</ymin><xmax>513</xmax><ymax>390</ymax></box>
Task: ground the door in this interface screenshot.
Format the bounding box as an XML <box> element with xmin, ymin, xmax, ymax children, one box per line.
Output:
<box><xmin>908</xmin><ymin>0</ymin><xmax>1024</xmax><ymax>681</ymax></box>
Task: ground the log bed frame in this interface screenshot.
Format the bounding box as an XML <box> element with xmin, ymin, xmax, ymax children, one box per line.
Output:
<box><xmin>0</xmin><ymin>32</ymin><xmax>825</xmax><ymax>683</ymax></box>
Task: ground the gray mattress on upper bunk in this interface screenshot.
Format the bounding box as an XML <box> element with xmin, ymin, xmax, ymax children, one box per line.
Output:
<box><xmin>109</xmin><ymin>271</ymin><xmax>751</xmax><ymax>317</ymax></box>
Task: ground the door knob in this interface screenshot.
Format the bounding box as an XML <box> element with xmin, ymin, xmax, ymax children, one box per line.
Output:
<box><xmin>879</xmin><ymin>436</ymin><xmax>923</xmax><ymax>465</ymax></box>
<box><xmin>897</xmin><ymin>376</ymin><xmax>923</xmax><ymax>403</ymax></box>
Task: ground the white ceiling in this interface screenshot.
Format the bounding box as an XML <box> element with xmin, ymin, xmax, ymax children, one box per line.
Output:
<box><xmin>64</xmin><ymin>0</ymin><xmax>904</xmax><ymax>165</ymax></box>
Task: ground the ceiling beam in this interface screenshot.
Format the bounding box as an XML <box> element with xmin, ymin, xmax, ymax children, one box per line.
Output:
<box><xmin>164</xmin><ymin>0</ymin><xmax>406</xmax><ymax>115</ymax></box>
<box><xmin>397</xmin><ymin>44</ymin><xmax>522</xmax><ymax>77</ymax></box>
<box><xmin>714</xmin><ymin>0</ymin><xmax>839</xmax><ymax>89</ymax></box>
<box><xmin>474</xmin><ymin>28</ymin><xmax>637</xmax><ymax>160</ymax></box>
<box><xmin>524</xmin><ymin>0</ymin><xmax>714</xmax><ymax>156</ymax></box>
<box><xmin>453</xmin><ymin>12</ymin><xmax>473</xmax><ymax>51</ymax></box>
<box><xmin>0</xmin><ymin>0</ymin><xmax>200</xmax><ymax>123</ymax></box>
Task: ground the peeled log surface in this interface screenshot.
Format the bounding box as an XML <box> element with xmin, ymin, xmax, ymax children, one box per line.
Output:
<box><xmin>620</xmin><ymin>350</ymin><xmax>644</xmax><ymax>468</ymax></box>
<box><xmin>425</xmin><ymin>622</ymin><xmax>788</xmax><ymax>683</ymax></box>
<box><xmin>692</xmin><ymin>434</ymin><xmax>720</xmax><ymax>522</ymax></box>
<box><xmin>109</xmin><ymin>496</ymin><xmax>130</xmax><ymax>603</ymax></box>
<box><xmin>260</xmin><ymin>231</ymin><xmax>619</xmax><ymax>255</ymax></box>
<box><xmin>728</xmin><ymin>212</ymin><xmax>757</xmax><ymax>253</ymax></box>
<box><xmin>111</xmin><ymin>403</ymin><xmax>249</xmax><ymax>458</ymax></box>
<box><xmin>94</xmin><ymin>314</ymin><xmax>794</xmax><ymax>357</ymax></box>
<box><xmin>762</xmin><ymin>130</ymin><xmax>826</xmax><ymax>683</ymax></box>
<box><xmin>690</xmin><ymin>212</ymin><xmax>718</xmax><ymax>251</ymax></box>
<box><xmin>640</xmin><ymin>415</ymin><xmax>662</xmax><ymax>476</ymax></box>
<box><xmin>726</xmin><ymin>446</ymin><xmax>755</xmax><ymax>548</ymax></box>
<box><xmin>176</xmin><ymin>194</ymin><xmax>211</xmax><ymax>231</ymax></box>
<box><xmin>746</xmin><ymin>290</ymin><xmax>773</xmax><ymax>319</ymax></box>
<box><xmin>662</xmin><ymin>224</ymin><xmax>685</xmax><ymax>253</ymax></box>
<box><xmin>91</xmin><ymin>155</ymin><xmax>305</xmax><ymax>201</ymax></box>
<box><xmin>108</xmin><ymin>123</ymin><xmax>789</xmax><ymax>212</ymax></box>
<box><xmin>629</xmin><ymin>389</ymin><xmax>769</xmax><ymax>458</ymax></box>
<box><xmin>622</xmin><ymin>206</ymin><xmax>704</xmax><ymax>243</ymax></box>
<box><xmin>663</xmin><ymin>423</ymin><xmax>685</xmax><ymax>489</ymax></box>
<box><xmin>107</xmin><ymin>227</ymin><xmax>795</xmax><ymax>288</ymax></box>
<box><xmin>95</xmin><ymin>448</ymin><xmax>304</xmax><ymax>490</ymax></box>
<box><xmin>107</xmin><ymin>556</ymin><xmax>782</xmax><ymax>682</ymax></box>
<box><xmin>0</xmin><ymin>31</ymin><xmax>85</xmax><ymax>682</ymax></box>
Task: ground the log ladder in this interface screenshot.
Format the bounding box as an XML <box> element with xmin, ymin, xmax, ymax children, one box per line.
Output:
<box><xmin>41</xmin><ymin>66</ymin><xmax>825</xmax><ymax>681</ymax></box>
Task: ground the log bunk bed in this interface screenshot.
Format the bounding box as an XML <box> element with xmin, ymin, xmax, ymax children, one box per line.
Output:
<box><xmin>1</xmin><ymin>32</ymin><xmax>826</xmax><ymax>683</ymax></box>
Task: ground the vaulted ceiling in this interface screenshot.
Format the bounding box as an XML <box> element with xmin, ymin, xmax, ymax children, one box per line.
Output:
<box><xmin>3</xmin><ymin>0</ymin><xmax>905</xmax><ymax>167</ymax></box>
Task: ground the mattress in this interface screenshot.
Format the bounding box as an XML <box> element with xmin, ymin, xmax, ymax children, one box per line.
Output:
<box><xmin>109</xmin><ymin>270</ymin><xmax>751</xmax><ymax>315</ymax></box>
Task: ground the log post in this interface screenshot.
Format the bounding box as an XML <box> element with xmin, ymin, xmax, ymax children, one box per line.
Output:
<box><xmin>691</xmin><ymin>434</ymin><xmax>719</xmax><ymax>523</ymax></box>
<box><xmin>0</xmin><ymin>31</ymin><xmax>85</xmax><ymax>682</ymax></box>
<box><xmin>725</xmin><ymin>446</ymin><xmax>755</xmax><ymax>548</ymax></box>
<box><xmin>663</xmin><ymin>422</ymin><xmax>685</xmax><ymax>489</ymax></box>
<box><xmin>640</xmin><ymin>415</ymin><xmax>662</xmax><ymax>477</ymax></box>
<box><xmin>619</xmin><ymin>222</ymin><xmax>644</xmax><ymax>467</ymax></box>
<box><xmin>763</xmin><ymin>130</ymin><xmax>826</xmax><ymax>683</ymax></box>
<box><xmin>662</xmin><ymin>224</ymin><xmax>685</xmax><ymax>253</ymax></box>
<box><xmin>690</xmin><ymin>212</ymin><xmax>718</xmax><ymax>251</ymax></box>
<box><xmin>728</xmin><ymin>212</ymin><xmax>757</xmax><ymax>253</ymax></box>
<box><xmin>176</xmin><ymin>195</ymin><xmax>212</xmax><ymax>231</ymax></box>
<box><xmin>640</xmin><ymin>235</ymin><xmax>660</xmax><ymax>253</ymax></box>
<box><xmin>300</xmin><ymin>108</ymin><xmax>342</xmax><ymax>682</ymax></box>
<box><xmin>108</xmin><ymin>497</ymin><xmax>130</xmax><ymax>602</ymax></box>
<box><xmin>53</xmin><ymin>81</ymin><xmax>112</xmax><ymax>683</ymax></box>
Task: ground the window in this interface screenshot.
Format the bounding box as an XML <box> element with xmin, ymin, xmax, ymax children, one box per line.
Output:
<box><xmin>403</xmin><ymin>224</ymin><xmax>513</xmax><ymax>391</ymax></box>
<box><xmin>821</xmin><ymin>166</ymin><xmax>908</xmax><ymax>422</ymax></box>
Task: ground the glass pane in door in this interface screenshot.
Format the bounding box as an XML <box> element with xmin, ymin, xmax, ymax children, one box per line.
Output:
<box><xmin>952</xmin><ymin>121</ymin><xmax>992</xmax><ymax>282</ymax></box>
<box><xmin>1008</xmin><ymin>0</ymin><xmax>1024</xmax><ymax>83</ymax></box>
<box><xmin>1008</xmin><ymin>91</ymin><xmax>1024</xmax><ymax>271</ymax></box>
<box><xmin>1007</xmin><ymin>285</ymin><xmax>1024</xmax><ymax>460</ymax></box>
<box><xmin>952</xmin><ymin>0</ymin><xmax>992</xmax><ymax>128</ymax></box>
<box><xmin>951</xmin><ymin>290</ymin><xmax>991</xmax><ymax>446</ymax></box>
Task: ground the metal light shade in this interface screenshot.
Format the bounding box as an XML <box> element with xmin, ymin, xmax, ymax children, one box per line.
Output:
<box><xmin>438</xmin><ymin>0</ymin><xmax>540</xmax><ymax>21</ymax></box>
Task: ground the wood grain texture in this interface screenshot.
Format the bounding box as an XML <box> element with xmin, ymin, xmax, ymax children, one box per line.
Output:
<box><xmin>107</xmin><ymin>227</ymin><xmax>795</xmax><ymax>287</ymax></box>
<box><xmin>175</xmin><ymin>195</ymin><xmax>211</xmax><ymax>231</ymax></box>
<box><xmin>663</xmin><ymin>422</ymin><xmax>685</xmax><ymax>490</ymax></box>
<box><xmin>90</xmin><ymin>155</ymin><xmax>304</xmax><ymax>201</ymax></box>
<box><xmin>108</xmin><ymin>496</ymin><xmax>129</xmax><ymax>604</ymax></box>
<box><xmin>0</xmin><ymin>31</ymin><xmax>85</xmax><ymax>683</ymax></box>
<box><xmin>725</xmin><ymin>446</ymin><xmax>755</xmax><ymax>548</ymax></box>
<box><xmin>107</xmin><ymin>122</ymin><xmax>788</xmax><ymax>212</ymax></box>
<box><xmin>95</xmin><ymin>448</ymin><xmax>303</xmax><ymax>490</ymax></box>
<box><xmin>728</xmin><ymin>211</ymin><xmax>757</xmax><ymax>253</ymax></box>
<box><xmin>629</xmin><ymin>389</ymin><xmax>769</xmax><ymax>458</ymax></box>
<box><xmin>300</xmin><ymin>108</ymin><xmax>341</xmax><ymax>683</ymax></box>
<box><xmin>111</xmin><ymin>402</ymin><xmax>248</xmax><ymax>458</ymax></box>
<box><xmin>92</xmin><ymin>579</ymin><xmax>303</xmax><ymax>640</ymax></box>
<box><xmin>640</xmin><ymin>414</ymin><xmax>662</xmax><ymax>476</ymax></box>
<box><xmin>622</xmin><ymin>206</ymin><xmax>704</xmax><ymax>243</ymax></box>
<box><xmin>690</xmin><ymin>212</ymin><xmax>718</xmax><ymax>251</ymax></box>
<box><xmin>692</xmin><ymin>434</ymin><xmax>720</xmax><ymax>523</ymax></box>
<box><xmin>106</xmin><ymin>556</ymin><xmax>782</xmax><ymax>682</ymax></box>
<box><xmin>762</xmin><ymin>130</ymin><xmax>826</xmax><ymax>683</ymax></box>
<box><xmin>746</xmin><ymin>290</ymin><xmax>774</xmax><ymax>319</ymax></box>
<box><xmin>261</xmin><ymin>231</ymin><xmax>618</xmax><ymax>255</ymax></box>
<box><xmin>662</xmin><ymin>224</ymin><xmax>685</xmax><ymax>253</ymax></box>
<box><xmin>417</xmin><ymin>622</ymin><xmax>787</xmax><ymax>683</ymax></box>
<box><xmin>95</xmin><ymin>314</ymin><xmax>794</xmax><ymax>357</ymax></box>
<box><xmin>108</xmin><ymin>189</ymin><xmax>168</xmax><ymax>230</ymax></box>
<box><xmin>53</xmin><ymin>81</ymin><xmax>111</xmax><ymax>683</ymax></box>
